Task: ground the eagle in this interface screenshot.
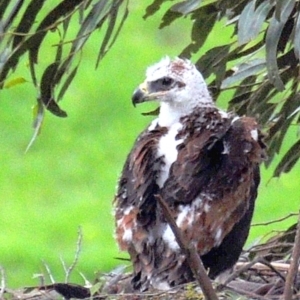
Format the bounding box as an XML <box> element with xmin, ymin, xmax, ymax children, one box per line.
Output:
<box><xmin>114</xmin><ymin>57</ymin><xmax>266</xmax><ymax>291</ymax></box>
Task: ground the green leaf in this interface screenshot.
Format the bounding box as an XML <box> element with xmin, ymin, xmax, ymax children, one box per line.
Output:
<box><xmin>143</xmin><ymin>0</ymin><xmax>167</xmax><ymax>19</ymax></box>
<box><xmin>25</xmin><ymin>101</ymin><xmax>45</xmax><ymax>153</ymax></box>
<box><xmin>238</xmin><ymin>0</ymin><xmax>273</xmax><ymax>45</ymax></box>
<box><xmin>275</xmin><ymin>0</ymin><xmax>295</xmax><ymax>22</ymax></box>
<box><xmin>4</xmin><ymin>77</ymin><xmax>27</xmax><ymax>88</ymax></box>
<box><xmin>196</xmin><ymin>45</ymin><xmax>230</xmax><ymax>78</ymax></box>
<box><xmin>237</xmin><ymin>0</ymin><xmax>255</xmax><ymax>45</ymax></box>
<box><xmin>12</xmin><ymin>0</ymin><xmax>47</xmax><ymax>48</ymax></box>
<box><xmin>40</xmin><ymin>63</ymin><xmax>67</xmax><ymax>117</ymax></box>
<box><xmin>57</xmin><ymin>65</ymin><xmax>79</xmax><ymax>102</ymax></box>
<box><xmin>293</xmin><ymin>12</ymin><xmax>300</xmax><ymax>59</ymax></box>
<box><xmin>29</xmin><ymin>0</ymin><xmax>85</xmax><ymax>64</ymax></box>
<box><xmin>221</xmin><ymin>58</ymin><xmax>265</xmax><ymax>89</ymax></box>
<box><xmin>96</xmin><ymin>1</ymin><xmax>129</xmax><ymax>66</ymax></box>
<box><xmin>160</xmin><ymin>9</ymin><xmax>182</xmax><ymax>29</ymax></box>
<box><xmin>265</xmin><ymin>0</ymin><xmax>295</xmax><ymax>91</ymax></box>
<box><xmin>181</xmin><ymin>4</ymin><xmax>217</xmax><ymax>58</ymax></box>
<box><xmin>70</xmin><ymin>0</ymin><xmax>110</xmax><ymax>56</ymax></box>
<box><xmin>0</xmin><ymin>0</ymin><xmax>24</xmax><ymax>33</ymax></box>
<box><xmin>171</xmin><ymin>0</ymin><xmax>202</xmax><ymax>15</ymax></box>
<box><xmin>273</xmin><ymin>139</ymin><xmax>300</xmax><ymax>177</ymax></box>
<box><xmin>0</xmin><ymin>0</ymin><xmax>11</xmax><ymax>20</ymax></box>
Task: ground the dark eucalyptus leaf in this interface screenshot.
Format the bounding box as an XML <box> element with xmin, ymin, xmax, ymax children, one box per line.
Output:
<box><xmin>160</xmin><ymin>9</ymin><xmax>182</xmax><ymax>29</ymax></box>
<box><xmin>0</xmin><ymin>0</ymin><xmax>11</xmax><ymax>20</ymax></box>
<box><xmin>181</xmin><ymin>4</ymin><xmax>218</xmax><ymax>58</ymax></box>
<box><xmin>29</xmin><ymin>0</ymin><xmax>85</xmax><ymax>64</ymax></box>
<box><xmin>96</xmin><ymin>1</ymin><xmax>129</xmax><ymax>67</ymax></box>
<box><xmin>1</xmin><ymin>0</ymin><xmax>24</xmax><ymax>33</ymax></box>
<box><xmin>12</xmin><ymin>0</ymin><xmax>47</xmax><ymax>48</ymax></box>
<box><xmin>57</xmin><ymin>65</ymin><xmax>79</xmax><ymax>102</ymax></box>
<box><xmin>275</xmin><ymin>0</ymin><xmax>295</xmax><ymax>22</ymax></box>
<box><xmin>238</xmin><ymin>0</ymin><xmax>273</xmax><ymax>45</ymax></box>
<box><xmin>265</xmin><ymin>0</ymin><xmax>295</xmax><ymax>91</ymax></box>
<box><xmin>196</xmin><ymin>45</ymin><xmax>230</xmax><ymax>78</ymax></box>
<box><xmin>71</xmin><ymin>0</ymin><xmax>109</xmax><ymax>56</ymax></box>
<box><xmin>237</xmin><ymin>0</ymin><xmax>255</xmax><ymax>45</ymax></box>
<box><xmin>277</xmin><ymin>17</ymin><xmax>294</xmax><ymax>53</ymax></box>
<box><xmin>171</xmin><ymin>0</ymin><xmax>202</xmax><ymax>15</ymax></box>
<box><xmin>221</xmin><ymin>59</ymin><xmax>265</xmax><ymax>89</ymax></box>
<box><xmin>266</xmin><ymin>93</ymin><xmax>300</xmax><ymax>157</ymax></box>
<box><xmin>40</xmin><ymin>63</ymin><xmax>67</xmax><ymax>117</ymax></box>
<box><xmin>273</xmin><ymin>139</ymin><xmax>300</xmax><ymax>177</ymax></box>
<box><xmin>143</xmin><ymin>0</ymin><xmax>166</xmax><ymax>19</ymax></box>
<box><xmin>293</xmin><ymin>12</ymin><xmax>300</xmax><ymax>59</ymax></box>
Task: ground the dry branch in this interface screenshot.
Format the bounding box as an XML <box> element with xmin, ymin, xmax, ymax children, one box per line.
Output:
<box><xmin>283</xmin><ymin>212</ymin><xmax>300</xmax><ymax>300</ymax></box>
<box><xmin>156</xmin><ymin>194</ymin><xmax>219</xmax><ymax>300</ymax></box>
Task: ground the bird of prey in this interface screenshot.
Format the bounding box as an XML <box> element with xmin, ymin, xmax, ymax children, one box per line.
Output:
<box><xmin>114</xmin><ymin>57</ymin><xmax>266</xmax><ymax>291</ymax></box>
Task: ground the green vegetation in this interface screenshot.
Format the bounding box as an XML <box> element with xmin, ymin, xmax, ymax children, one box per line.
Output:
<box><xmin>0</xmin><ymin>2</ymin><xmax>298</xmax><ymax>288</ymax></box>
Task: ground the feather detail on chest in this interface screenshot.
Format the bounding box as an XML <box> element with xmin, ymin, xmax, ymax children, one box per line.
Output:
<box><xmin>156</xmin><ymin>122</ymin><xmax>184</xmax><ymax>188</ymax></box>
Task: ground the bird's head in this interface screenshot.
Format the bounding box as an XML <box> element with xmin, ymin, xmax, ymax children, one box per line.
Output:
<box><xmin>132</xmin><ymin>57</ymin><xmax>214</xmax><ymax>115</ymax></box>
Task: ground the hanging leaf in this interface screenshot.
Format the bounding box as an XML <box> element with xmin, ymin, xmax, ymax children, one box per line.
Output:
<box><xmin>143</xmin><ymin>0</ymin><xmax>166</xmax><ymax>19</ymax></box>
<box><xmin>293</xmin><ymin>12</ymin><xmax>300</xmax><ymax>59</ymax></box>
<box><xmin>25</xmin><ymin>101</ymin><xmax>45</xmax><ymax>153</ymax></box>
<box><xmin>265</xmin><ymin>0</ymin><xmax>295</xmax><ymax>91</ymax></box>
<box><xmin>160</xmin><ymin>10</ymin><xmax>182</xmax><ymax>29</ymax></box>
<box><xmin>57</xmin><ymin>65</ymin><xmax>79</xmax><ymax>102</ymax></box>
<box><xmin>181</xmin><ymin>4</ymin><xmax>218</xmax><ymax>58</ymax></box>
<box><xmin>29</xmin><ymin>0</ymin><xmax>85</xmax><ymax>64</ymax></box>
<box><xmin>196</xmin><ymin>45</ymin><xmax>230</xmax><ymax>78</ymax></box>
<box><xmin>221</xmin><ymin>58</ymin><xmax>265</xmax><ymax>88</ymax></box>
<box><xmin>12</xmin><ymin>0</ymin><xmax>47</xmax><ymax>48</ymax></box>
<box><xmin>171</xmin><ymin>0</ymin><xmax>202</xmax><ymax>15</ymax></box>
<box><xmin>273</xmin><ymin>139</ymin><xmax>300</xmax><ymax>177</ymax></box>
<box><xmin>238</xmin><ymin>0</ymin><xmax>273</xmax><ymax>45</ymax></box>
<box><xmin>0</xmin><ymin>0</ymin><xmax>24</xmax><ymax>34</ymax></box>
<box><xmin>0</xmin><ymin>0</ymin><xmax>12</xmax><ymax>20</ymax></box>
<box><xmin>4</xmin><ymin>77</ymin><xmax>27</xmax><ymax>88</ymax></box>
<box><xmin>40</xmin><ymin>63</ymin><xmax>67</xmax><ymax>117</ymax></box>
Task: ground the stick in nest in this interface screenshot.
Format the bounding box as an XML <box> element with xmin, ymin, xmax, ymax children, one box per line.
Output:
<box><xmin>156</xmin><ymin>194</ymin><xmax>218</xmax><ymax>300</ymax></box>
<box><xmin>283</xmin><ymin>211</ymin><xmax>300</xmax><ymax>299</ymax></box>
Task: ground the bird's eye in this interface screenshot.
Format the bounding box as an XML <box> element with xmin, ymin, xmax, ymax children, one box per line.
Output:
<box><xmin>148</xmin><ymin>77</ymin><xmax>175</xmax><ymax>92</ymax></box>
<box><xmin>161</xmin><ymin>77</ymin><xmax>174</xmax><ymax>86</ymax></box>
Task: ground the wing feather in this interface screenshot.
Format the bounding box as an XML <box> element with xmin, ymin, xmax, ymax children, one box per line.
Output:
<box><xmin>161</xmin><ymin>113</ymin><xmax>266</xmax><ymax>256</ymax></box>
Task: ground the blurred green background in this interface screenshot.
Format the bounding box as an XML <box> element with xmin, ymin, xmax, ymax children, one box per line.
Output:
<box><xmin>0</xmin><ymin>1</ymin><xmax>299</xmax><ymax>288</ymax></box>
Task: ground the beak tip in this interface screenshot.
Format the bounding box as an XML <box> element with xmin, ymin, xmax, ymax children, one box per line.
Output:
<box><xmin>132</xmin><ymin>88</ymin><xmax>145</xmax><ymax>107</ymax></box>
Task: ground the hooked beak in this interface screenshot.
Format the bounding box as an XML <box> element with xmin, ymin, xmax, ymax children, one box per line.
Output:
<box><xmin>132</xmin><ymin>81</ymin><xmax>163</xmax><ymax>107</ymax></box>
<box><xmin>132</xmin><ymin>81</ymin><xmax>149</xmax><ymax>106</ymax></box>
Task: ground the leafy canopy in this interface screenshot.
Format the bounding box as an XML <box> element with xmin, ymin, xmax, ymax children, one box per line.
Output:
<box><xmin>0</xmin><ymin>0</ymin><xmax>299</xmax><ymax>176</ymax></box>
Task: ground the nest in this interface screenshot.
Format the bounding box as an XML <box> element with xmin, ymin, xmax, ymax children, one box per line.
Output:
<box><xmin>2</xmin><ymin>213</ymin><xmax>299</xmax><ymax>300</ymax></box>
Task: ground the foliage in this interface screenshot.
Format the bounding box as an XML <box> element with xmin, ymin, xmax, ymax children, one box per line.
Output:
<box><xmin>0</xmin><ymin>0</ymin><xmax>299</xmax><ymax>290</ymax></box>
<box><xmin>0</xmin><ymin>0</ymin><xmax>128</xmax><ymax>145</ymax></box>
<box><xmin>1</xmin><ymin>0</ymin><xmax>300</xmax><ymax>175</ymax></box>
<box><xmin>145</xmin><ymin>0</ymin><xmax>300</xmax><ymax>177</ymax></box>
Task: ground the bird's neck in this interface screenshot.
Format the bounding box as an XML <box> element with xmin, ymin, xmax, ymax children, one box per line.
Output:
<box><xmin>158</xmin><ymin>101</ymin><xmax>215</xmax><ymax>128</ymax></box>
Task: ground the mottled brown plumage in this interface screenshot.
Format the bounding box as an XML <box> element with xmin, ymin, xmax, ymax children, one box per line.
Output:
<box><xmin>114</xmin><ymin>57</ymin><xmax>266</xmax><ymax>291</ymax></box>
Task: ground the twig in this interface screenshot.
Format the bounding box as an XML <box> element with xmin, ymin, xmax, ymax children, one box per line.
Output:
<box><xmin>224</xmin><ymin>256</ymin><xmax>262</xmax><ymax>285</ymax></box>
<box><xmin>42</xmin><ymin>261</ymin><xmax>55</xmax><ymax>284</ymax></box>
<box><xmin>156</xmin><ymin>195</ymin><xmax>218</xmax><ymax>300</ymax></box>
<box><xmin>283</xmin><ymin>212</ymin><xmax>300</xmax><ymax>300</ymax></box>
<box><xmin>252</xmin><ymin>213</ymin><xmax>298</xmax><ymax>226</ymax></box>
<box><xmin>0</xmin><ymin>266</ymin><xmax>5</xmax><ymax>298</ymax></box>
<box><xmin>236</xmin><ymin>262</ymin><xmax>300</xmax><ymax>273</ymax></box>
<box><xmin>226</xmin><ymin>283</ymin><xmax>271</xmax><ymax>300</ymax></box>
<box><xmin>65</xmin><ymin>226</ymin><xmax>83</xmax><ymax>283</ymax></box>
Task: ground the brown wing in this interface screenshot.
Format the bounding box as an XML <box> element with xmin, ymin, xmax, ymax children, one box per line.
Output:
<box><xmin>114</xmin><ymin>125</ymin><xmax>166</xmax><ymax>250</ymax></box>
<box><xmin>161</xmin><ymin>115</ymin><xmax>266</xmax><ymax>256</ymax></box>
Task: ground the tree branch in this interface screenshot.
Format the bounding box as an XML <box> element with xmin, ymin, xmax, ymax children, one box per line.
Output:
<box><xmin>156</xmin><ymin>195</ymin><xmax>218</xmax><ymax>300</ymax></box>
<box><xmin>283</xmin><ymin>211</ymin><xmax>300</xmax><ymax>300</ymax></box>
